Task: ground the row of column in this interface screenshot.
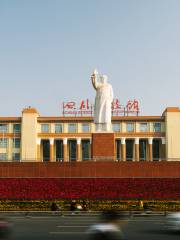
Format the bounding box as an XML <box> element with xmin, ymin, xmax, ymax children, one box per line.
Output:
<box><xmin>36</xmin><ymin>137</ymin><xmax>87</xmax><ymax>162</ymax></box>
<box><xmin>36</xmin><ymin>137</ymin><xmax>166</xmax><ymax>162</ymax></box>
<box><xmin>119</xmin><ymin>137</ymin><xmax>166</xmax><ymax>161</ymax></box>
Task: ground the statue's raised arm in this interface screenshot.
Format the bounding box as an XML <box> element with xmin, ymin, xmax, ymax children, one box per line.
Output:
<box><xmin>91</xmin><ymin>69</ymin><xmax>99</xmax><ymax>90</ymax></box>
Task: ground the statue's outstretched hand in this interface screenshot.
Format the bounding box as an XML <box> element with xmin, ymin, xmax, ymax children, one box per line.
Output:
<box><xmin>91</xmin><ymin>74</ymin><xmax>96</xmax><ymax>82</ymax></box>
<box><xmin>91</xmin><ymin>74</ymin><xmax>97</xmax><ymax>89</ymax></box>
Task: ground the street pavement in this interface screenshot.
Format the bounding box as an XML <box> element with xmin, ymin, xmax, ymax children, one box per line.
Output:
<box><xmin>1</xmin><ymin>214</ymin><xmax>180</xmax><ymax>240</ymax></box>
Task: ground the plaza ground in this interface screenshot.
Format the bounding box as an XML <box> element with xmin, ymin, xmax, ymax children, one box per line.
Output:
<box><xmin>2</xmin><ymin>214</ymin><xmax>180</xmax><ymax>240</ymax></box>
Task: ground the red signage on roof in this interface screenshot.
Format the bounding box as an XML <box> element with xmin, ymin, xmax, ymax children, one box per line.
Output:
<box><xmin>62</xmin><ymin>99</ymin><xmax>140</xmax><ymax>116</ymax></box>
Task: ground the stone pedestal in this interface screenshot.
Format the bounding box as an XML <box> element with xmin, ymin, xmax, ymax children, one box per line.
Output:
<box><xmin>92</xmin><ymin>133</ymin><xmax>115</xmax><ymax>161</ymax></box>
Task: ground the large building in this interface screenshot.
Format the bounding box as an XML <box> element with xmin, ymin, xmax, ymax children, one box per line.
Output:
<box><xmin>0</xmin><ymin>106</ymin><xmax>180</xmax><ymax>162</ymax></box>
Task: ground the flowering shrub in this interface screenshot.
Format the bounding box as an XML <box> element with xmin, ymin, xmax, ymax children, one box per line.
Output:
<box><xmin>1</xmin><ymin>200</ymin><xmax>180</xmax><ymax>211</ymax></box>
<box><xmin>0</xmin><ymin>178</ymin><xmax>180</xmax><ymax>200</ymax></box>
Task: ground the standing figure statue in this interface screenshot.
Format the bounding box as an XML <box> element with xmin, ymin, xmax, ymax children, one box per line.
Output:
<box><xmin>91</xmin><ymin>69</ymin><xmax>114</xmax><ymax>132</ymax></box>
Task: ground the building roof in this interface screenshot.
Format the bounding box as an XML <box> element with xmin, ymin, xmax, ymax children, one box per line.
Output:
<box><xmin>37</xmin><ymin>116</ymin><xmax>164</xmax><ymax>122</ymax></box>
<box><xmin>0</xmin><ymin>117</ymin><xmax>21</xmax><ymax>122</ymax></box>
<box><xmin>22</xmin><ymin>107</ymin><xmax>39</xmax><ymax>114</ymax></box>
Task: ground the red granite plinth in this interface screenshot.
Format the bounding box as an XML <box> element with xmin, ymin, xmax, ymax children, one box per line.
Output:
<box><xmin>92</xmin><ymin>133</ymin><xmax>115</xmax><ymax>161</ymax></box>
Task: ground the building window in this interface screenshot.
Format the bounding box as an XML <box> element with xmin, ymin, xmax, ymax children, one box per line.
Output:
<box><xmin>82</xmin><ymin>123</ymin><xmax>90</xmax><ymax>133</ymax></box>
<box><xmin>82</xmin><ymin>140</ymin><xmax>91</xmax><ymax>160</ymax></box>
<box><xmin>12</xmin><ymin>153</ymin><xmax>20</xmax><ymax>161</ymax></box>
<box><xmin>41</xmin><ymin>124</ymin><xmax>49</xmax><ymax>133</ymax></box>
<box><xmin>126</xmin><ymin>139</ymin><xmax>134</xmax><ymax>160</ymax></box>
<box><xmin>126</xmin><ymin>123</ymin><xmax>134</xmax><ymax>132</ymax></box>
<box><xmin>0</xmin><ymin>153</ymin><xmax>7</xmax><ymax>161</ymax></box>
<box><xmin>153</xmin><ymin>139</ymin><xmax>160</xmax><ymax>160</ymax></box>
<box><xmin>116</xmin><ymin>139</ymin><xmax>121</xmax><ymax>160</ymax></box>
<box><xmin>13</xmin><ymin>124</ymin><xmax>21</xmax><ymax>133</ymax></box>
<box><xmin>140</xmin><ymin>123</ymin><xmax>148</xmax><ymax>132</ymax></box>
<box><xmin>0</xmin><ymin>138</ymin><xmax>8</xmax><ymax>148</ymax></box>
<box><xmin>153</xmin><ymin>122</ymin><xmax>161</xmax><ymax>132</ymax></box>
<box><xmin>113</xmin><ymin>123</ymin><xmax>120</xmax><ymax>132</ymax></box>
<box><xmin>55</xmin><ymin>140</ymin><xmax>63</xmax><ymax>161</ymax></box>
<box><xmin>42</xmin><ymin>140</ymin><xmax>50</xmax><ymax>162</ymax></box>
<box><xmin>139</xmin><ymin>139</ymin><xmax>147</xmax><ymax>160</ymax></box>
<box><xmin>55</xmin><ymin>124</ymin><xmax>63</xmax><ymax>133</ymax></box>
<box><xmin>68</xmin><ymin>123</ymin><xmax>77</xmax><ymax>133</ymax></box>
<box><xmin>69</xmin><ymin>140</ymin><xmax>77</xmax><ymax>161</ymax></box>
<box><xmin>0</xmin><ymin>124</ymin><xmax>8</xmax><ymax>133</ymax></box>
<box><xmin>13</xmin><ymin>139</ymin><xmax>21</xmax><ymax>148</ymax></box>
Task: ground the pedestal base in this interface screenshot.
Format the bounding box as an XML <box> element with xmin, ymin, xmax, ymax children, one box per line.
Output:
<box><xmin>92</xmin><ymin>133</ymin><xmax>115</xmax><ymax>161</ymax></box>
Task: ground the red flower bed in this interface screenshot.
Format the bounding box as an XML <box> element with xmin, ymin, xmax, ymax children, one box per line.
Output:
<box><xmin>0</xmin><ymin>178</ymin><xmax>180</xmax><ymax>200</ymax></box>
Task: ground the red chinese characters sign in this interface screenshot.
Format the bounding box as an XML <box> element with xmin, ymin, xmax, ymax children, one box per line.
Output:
<box><xmin>63</xmin><ymin>99</ymin><xmax>93</xmax><ymax>116</ymax></box>
<box><xmin>62</xmin><ymin>99</ymin><xmax>140</xmax><ymax>116</ymax></box>
<box><xmin>112</xmin><ymin>99</ymin><xmax>140</xmax><ymax>116</ymax></box>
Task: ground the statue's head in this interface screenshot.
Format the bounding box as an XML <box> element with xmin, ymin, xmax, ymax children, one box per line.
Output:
<box><xmin>100</xmin><ymin>75</ymin><xmax>108</xmax><ymax>84</ymax></box>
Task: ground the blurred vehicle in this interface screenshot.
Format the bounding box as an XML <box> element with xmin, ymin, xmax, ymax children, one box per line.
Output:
<box><xmin>0</xmin><ymin>218</ymin><xmax>12</xmax><ymax>240</ymax></box>
<box><xmin>165</xmin><ymin>212</ymin><xmax>180</xmax><ymax>231</ymax></box>
<box><xmin>87</xmin><ymin>210</ymin><xmax>124</xmax><ymax>240</ymax></box>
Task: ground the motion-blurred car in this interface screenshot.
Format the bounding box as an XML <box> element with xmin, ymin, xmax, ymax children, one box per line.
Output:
<box><xmin>165</xmin><ymin>212</ymin><xmax>180</xmax><ymax>231</ymax></box>
<box><xmin>0</xmin><ymin>218</ymin><xmax>12</xmax><ymax>239</ymax></box>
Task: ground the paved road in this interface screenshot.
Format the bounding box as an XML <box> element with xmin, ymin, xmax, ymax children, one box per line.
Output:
<box><xmin>2</xmin><ymin>214</ymin><xmax>180</xmax><ymax>240</ymax></box>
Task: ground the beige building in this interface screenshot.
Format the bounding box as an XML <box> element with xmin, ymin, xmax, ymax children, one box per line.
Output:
<box><xmin>0</xmin><ymin>107</ymin><xmax>180</xmax><ymax>162</ymax></box>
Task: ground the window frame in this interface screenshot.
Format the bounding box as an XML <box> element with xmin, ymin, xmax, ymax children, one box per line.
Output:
<box><xmin>140</xmin><ymin>122</ymin><xmax>149</xmax><ymax>132</ymax></box>
<box><xmin>112</xmin><ymin>122</ymin><xmax>120</xmax><ymax>132</ymax></box>
<box><xmin>13</xmin><ymin>138</ymin><xmax>21</xmax><ymax>148</ymax></box>
<box><xmin>41</xmin><ymin>124</ymin><xmax>50</xmax><ymax>133</ymax></box>
<box><xmin>12</xmin><ymin>153</ymin><xmax>20</xmax><ymax>161</ymax></box>
<box><xmin>0</xmin><ymin>124</ymin><xmax>8</xmax><ymax>133</ymax></box>
<box><xmin>126</xmin><ymin>122</ymin><xmax>135</xmax><ymax>132</ymax></box>
<box><xmin>0</xmin><ymin>138</ymin><xmax>8</xmax><ymax>148</ymax></box>
<box><xmin>55</xmin><ymin>124</ymin><xmax>63</xmax><ymax>133</ymax></box>
<box><xmin>68</xmin><ymin>123</ymin><xmax>77</xmax><ymax>133</ymax></box>
<box><xmin>82</xmin><ymin>123</ymin><xmax>90</xmax><ymax>133</ymax></box>
<box><xmin>153</xmin><ymin>122</ymin><xmax>161</xmax><ymax>132</ymax></box>
<box><xmin>13</xmin><ymin>124</ymin><xmax>21</xmax><ymax>133</ymax></box>
<box><xmin>0</xmin><ymin>153</ymin><xmax>7</xmax><ymax>161</ymax></box>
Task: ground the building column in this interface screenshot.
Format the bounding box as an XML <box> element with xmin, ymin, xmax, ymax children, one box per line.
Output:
<box><xmin>50</xmin><ymin>138</ymin><xmax>54</xmax><ymax>162</ymax></box>
<box><xmin>135</xmin><ymin>138</ymin><xmax>139</xmax><ymax>161</ymax></box>
<box><xmin>36</xmin><ymin>138</ymin><xmax>41</xmax><ymax>161</ymax></box>
<box><xmin>148</xmin><ymin>138</ymin><xmax>153</xmax><ymax>161</ymax></box>
<box><xmin>8</xmin><ymin>138</ymin><xmax>12</xmax><ymax>161</ymax></box>
<box><xmin>161</xmin><ymin>137</ymin><xmax>166</xmax><ymax>160</ymax></box>
<box><xmin>77</xmin><ymin>138</ymin><xmax>81</xmax><ymax>162</ymax></box>
<box><xmin>63</xmin><ymin>138</ymin><xmax>68</xmax><ymax>162</ymax></box>
<box><xmin>121</xmin><ymin>138</ymin><xmax>126</xmax><ymax>161</ymax></box>
<box><xmin>90</xmin><ymin>138</ymin><xmax>92</xmax><ymax>160</ymax></box>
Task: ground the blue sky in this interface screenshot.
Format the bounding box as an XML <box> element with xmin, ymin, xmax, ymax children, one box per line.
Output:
<box><xmin>0</xmin><ymin>0</ymin><xmax>180</xmax><ymax>116</ymax></box>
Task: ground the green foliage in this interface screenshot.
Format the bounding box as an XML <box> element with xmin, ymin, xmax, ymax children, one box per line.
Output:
<box><xmin>0</xmin><ymin>200</ymin><xmax>180</xmax><ymax>211</ymax></box>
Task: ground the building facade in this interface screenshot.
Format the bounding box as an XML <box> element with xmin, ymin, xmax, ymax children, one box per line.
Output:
<box><xmin>0</xmin><ymin>107</ymin><xmax>180</xmax><ymax>162</ymax></box>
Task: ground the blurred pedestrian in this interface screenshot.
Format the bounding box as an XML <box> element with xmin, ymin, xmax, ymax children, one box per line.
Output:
<box><xmin>139</xmin><ymin>200</ymin><xmax>144</xmax><ymax>209</ymax></box>
<box><xmin>51</xmin><ymin>202</ymin><xmax>59</xmax><ymax>211</ymax></box>
<box><xmin>0</xmin><ymin>218</ymin><xmax>11</xmax><ymax>240</ymax></box>
<box><xmin>87</xmin><ymin>210</ymin><xmax>124</xmax><ymax>240</ymax></box>
<box><xmin>76</xmin><ymin>203</ymin><xmax>82</xmax><ymax>211</ymax></box>
<box><xmin>70</xmin><ymin>200</ymin><xmax>77</xmax><ymax>211</ymax></box>
<box><xmin>82</xmin><ymin>200</ymin><xmax>88</xmax><ymax>211</ymax></box>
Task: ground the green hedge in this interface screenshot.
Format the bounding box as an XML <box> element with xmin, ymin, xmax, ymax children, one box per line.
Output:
<box><xmin>0</xmin><ymin>200</ymin><xmax>180</xmax><ymax>211</ymax></box>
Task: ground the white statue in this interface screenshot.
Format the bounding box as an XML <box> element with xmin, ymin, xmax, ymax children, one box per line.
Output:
<box><xmin>91</xmin><ymin>69</ymin><xmax>114</xmax><ymax>132</ymax></box>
